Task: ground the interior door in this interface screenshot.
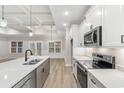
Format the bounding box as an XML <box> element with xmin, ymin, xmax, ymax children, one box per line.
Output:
<box><xmin>37</xmin><ymin>42</ymin><xmax>42</xmax><ymax>56</ymax></box>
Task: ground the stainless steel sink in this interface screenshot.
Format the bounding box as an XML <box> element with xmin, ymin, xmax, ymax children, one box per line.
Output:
<box><xmin>23</xmin><ymin>59</ymin><xmax>43</xmax><ymax>65</ymax></box>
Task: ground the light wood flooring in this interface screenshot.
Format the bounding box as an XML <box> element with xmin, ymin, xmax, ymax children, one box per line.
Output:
<box><xmin>43</xmin><ymin>59</ymin><xmax>77</xmax><ymax>88</ymax></box>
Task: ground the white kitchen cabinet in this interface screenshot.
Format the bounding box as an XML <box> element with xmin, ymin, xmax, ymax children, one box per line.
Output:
<box><xmin>86</xmin><ymin>6</ymin><xmax>103</xmax><ymax>29</ymax></box>
<box><xmin>102</xmin><ymin>5</ymin><xmax>123</xmax><ymax>47</ymax></box>
<box><xmin>88</xmin><ymin>72</ymin><xmax>105</xmax><ymax>88</ymax></box>
<box><xmin>79</xmin><ymin>21</ymin><xmax>90</xmax><ymax>47</ymax></box>
<box><xmin>80</xmin><ymin>5</ymin><xmax>124</xmax><ymax>47</ymax></box>
<box><xmin>78</xmin><ymin>6</ymin><xmax>103</xmax><ymax>47</ymax></box>
<box><xmin>120</xmin><ymin>6</ymin><xmax>124</xmax><ymax>46</ymax></box>
<box><xmin>13</xmin><ymin>70</ymin><xmax>36</xmax><ymax>88</ymax></box>
<box><xmin>36</xmin><ymin>58</ymin><xmax>50</xmax><ymax>88</ymax></box>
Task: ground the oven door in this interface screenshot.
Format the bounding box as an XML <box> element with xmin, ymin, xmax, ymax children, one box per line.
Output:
<box><xmin>77</xmin><ymin>63</ymin><xmax>87</xmax><ymax>88</ymax></box>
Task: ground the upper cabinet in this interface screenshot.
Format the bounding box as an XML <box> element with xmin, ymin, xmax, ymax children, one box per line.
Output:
<box><xmin>79</xmin><ymin>5</ymin><xmax>124</xmax><ymax>47</ymax></box>
<box><xmin>79</xmin><ymin>21</ymin><xmax>89</xmax><ymax>47</ymax></box>
<box><xmin>71</xmin><ymin>5</ymin><xmax>124</xmax><ymax>48</ymax></box>
<box><xmin>102</xmin><ymin>5</ymin><xmax>123</xmax><ymax>47</ymax></box>
<box><xmin>86</xmin><ymin>6</ymin><xmax>103</xmax><ymax>29</ymax></box>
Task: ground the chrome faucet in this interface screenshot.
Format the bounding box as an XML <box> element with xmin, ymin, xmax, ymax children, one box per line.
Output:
<box><xmin>25</xmin><ymin>49</ymin><xmax>33</xmax><ymax>61</ymax></box>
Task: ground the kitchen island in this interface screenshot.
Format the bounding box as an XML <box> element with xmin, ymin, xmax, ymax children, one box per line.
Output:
<box><xmin>0</xmin><ymin>56</ymin><xmax>50</xmax><ymax>88</ymax></box>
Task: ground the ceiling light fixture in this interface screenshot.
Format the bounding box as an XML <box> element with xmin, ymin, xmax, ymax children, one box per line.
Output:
<box><xmin>64</xmin><ymin>11</ymin><xmax>69</xmax><ymax>16</ymax></box>
<box><xmin>0</xmin><ymin>5</ymin><xmax>7</xmax><ymax>27</ymax></box>
<box><xmin>63</xmin><ymin>23</ymin><xmax>67</xmax><ymax>26</ymax></box>
<box><xmin>29</xmin><ymin>5</ymin><xmax>33</xmax><ymax>37</ymax></box>
<box><xmin>29</xmin><ymin>31</ymin><xmax>33</xmax><ymax>37</ymax></box>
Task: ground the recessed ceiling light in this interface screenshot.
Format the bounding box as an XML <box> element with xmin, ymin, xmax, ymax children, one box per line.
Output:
<box><xmin>63</xmin><ymin>23</ymin><xmax>67</xmax><ymax>26</ymax></box>
<box><xmin>64</xmin><ymin>11</ymin><xmax>69</xmax><ymax>16</ymax></box>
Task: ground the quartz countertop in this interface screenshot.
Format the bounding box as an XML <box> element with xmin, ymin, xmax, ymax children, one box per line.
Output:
<box><xmin>73</xmin><ymin>55</ymin><xmax>93</xmax><ymax>61</ymax></box>
<box><xmin>88</xmin><ymin>69</ymin><xmax>124</xmax><ymax>88</ymax></box>
<box><xmin>0</xmin><ymin>56</ymin><xmax>49</xmax><ymax>88</ymax></box>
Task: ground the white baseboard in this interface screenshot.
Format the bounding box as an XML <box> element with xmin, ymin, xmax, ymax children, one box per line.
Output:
<box><xmin>116</xmin><ymin>65</ymin><xmax>124</xmax><ymax>72</ymax></box>
<box><xmin>65</xmin><ymin>64</ymin><xmax>72</xmax><ymax>67</ymax></box>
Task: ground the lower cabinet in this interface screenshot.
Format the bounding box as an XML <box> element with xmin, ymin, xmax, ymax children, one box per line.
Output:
<box><xmin>13</xmin><ymin>70</ymin><xmax>36</xmax><ymax>88</ymax></box>
<box><xmin>13</xmin><ymin>58</ymin><xmax>50</xmax><ymax>88</ymax></box>
<box><xmin>88</xmin><ymin>72</ymin><xmax>105</xmax><ymax>88</ymax></box>
<box><xmin>36</xmin><ymin>58</ymin><xmax>50</xmax><ymax>88</ymax></box>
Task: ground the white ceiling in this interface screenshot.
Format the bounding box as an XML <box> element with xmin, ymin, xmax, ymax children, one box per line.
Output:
<box><xmin>0</xmin><ymin>5</ymin><xmax>90</xmax><ymax>37</ymax></box>
<box><xmin>50</xmin><ymin>5</ymin><xmax>90</xmax><ymax>31</ymax></box>
<box><xmin>0</xmin><ymin>5</ymin><xmax>54</xmax><ymax>34</ymax></box>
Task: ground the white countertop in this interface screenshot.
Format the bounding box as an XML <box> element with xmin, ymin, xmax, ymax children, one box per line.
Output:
<box><xmin>88</xmin><ymin>69</ymin><xmax>124</xmax><ymax>88</ymax></box>
<box><xmin>73</xmin><ymin>55</ymin><xmax>93</xmax><ymax>61</ymax></box>
<box><xmin>0</xmin><ymin>56</ymin><xmax>49</xmax><ymax>88</ymax></box>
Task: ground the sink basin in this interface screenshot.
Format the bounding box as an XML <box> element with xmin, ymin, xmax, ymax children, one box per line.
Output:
<box><xmin>23</xmin><ymin>58</ymin><xmax>43</xmax><ymax>65</ymax></box>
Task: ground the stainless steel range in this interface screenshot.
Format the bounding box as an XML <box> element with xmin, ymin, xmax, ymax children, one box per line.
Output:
<box><xmin>77</xmin><ymin>53</ymin><xmax>115</xmax><ymax>88</ymax></box>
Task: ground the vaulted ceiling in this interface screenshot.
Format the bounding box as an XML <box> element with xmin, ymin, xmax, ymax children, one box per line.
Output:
<box><xmin>0</xmin><ymin>5</ymin><xmax>90</xmax><ymax>38</ymax></box>
<box><xmin>0</xmin><ymin>5</ymin><xmax>55</xmax><ymax>35</ymax></box>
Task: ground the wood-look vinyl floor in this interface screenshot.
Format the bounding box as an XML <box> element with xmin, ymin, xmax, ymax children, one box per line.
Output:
<box><xmin>43</xmin><ymin>59</ymin><xmax>77</xmax><ymax>88</ymax></box>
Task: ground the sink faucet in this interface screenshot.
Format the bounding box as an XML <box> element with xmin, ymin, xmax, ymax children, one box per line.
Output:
<box><xmin>25</xmin><ymin>49</ymin><xmax>33</xmax><ymax>61</ymax></box>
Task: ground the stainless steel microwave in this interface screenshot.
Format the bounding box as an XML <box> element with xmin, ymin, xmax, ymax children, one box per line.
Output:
<box><xmin>84</xmin><ymin>26</ymin><xmax>102</xmax><ymax>46</ymax></box>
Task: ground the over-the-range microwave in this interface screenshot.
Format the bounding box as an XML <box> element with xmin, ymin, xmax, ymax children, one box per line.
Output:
<box><xmin>84</xmin><ymin>26</ymin><xmax>102</xmax><ymax>47</ymax></box>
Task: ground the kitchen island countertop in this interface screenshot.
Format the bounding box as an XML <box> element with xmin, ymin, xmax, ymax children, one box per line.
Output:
<box><xmin>0</xmin><ymin>56</ymin><xmax>49</xmax><ymax>88</ymax></box>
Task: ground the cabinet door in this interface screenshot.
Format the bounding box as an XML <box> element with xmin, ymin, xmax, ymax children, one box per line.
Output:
<box><xmin>86</xmin><ymin>6</ymin><xmax>102</xmax><ymax>28</ymax></box>
<box><xmin>102</xmin><ymin>5</ymin><xmax>121</xmax><ymax>46</ymax></box>
<box><xmin>120</xmin><ymin>6</ymin><xmax>124</xmax><ymax>46</ymax></box>
<box><xmin>44</xmin><ymin>59</ymin><xmax>50</xmax><ymax>78</ymax></box>
<box><xmin>13</xmin><ymin>71</ymin><xmax>36</xmax><ymax>88</ymax></box>
<box><xmin>88</xmin><ymin>72</ymin><xmax>105</xmax><ymax>88</ymax></box>
<box><xmin>37</xmin><ymin>64</ymin><xmax>45</xmax><ymax>88</ymax></box>
<box><xmin>79</xmin><ymin>21</ymin><xmax>90</xmax><ymax>46</ymax></box>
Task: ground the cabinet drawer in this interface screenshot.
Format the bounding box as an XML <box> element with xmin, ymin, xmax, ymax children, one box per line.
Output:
<box><xmin>88</xmin><ymin>72</ymin><xmax>105</xmax><ymax>88</ymax></box>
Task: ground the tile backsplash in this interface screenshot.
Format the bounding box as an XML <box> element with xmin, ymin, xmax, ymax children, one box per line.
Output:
<box><xmin>74</xmin><ymin>47</ymin><xmax>124</xmax><ymax>70</ymax></box>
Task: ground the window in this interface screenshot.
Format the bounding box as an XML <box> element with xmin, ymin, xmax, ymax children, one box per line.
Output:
<box><xmin>49</xmin><ymin>42</ymin><xmax>54</xmax><ymax>53</ymax></box>
<box><xmin>49</xmin><ymin>41</ymin><xmax>61</xmax><ymax>53</ymax></box>
<box><xmin>11</xmin><ymin>41</ymin><xmax>23</xmax><ymax>54</ymax></box>
<box><xmin>55</xmin><ymin>41</ymin><xmax>61</xmax><ymax>53</ymax></box>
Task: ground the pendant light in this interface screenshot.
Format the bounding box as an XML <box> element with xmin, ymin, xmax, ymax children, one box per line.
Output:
<box><xmin>0</xmin><ymin>5</ymin><xmax>7</xmax><ymax>27</ymax></box>
<box><xmin>29</xmin><ymin>5</ymin><xmax>33</xmax><ymax>37</ymax></box>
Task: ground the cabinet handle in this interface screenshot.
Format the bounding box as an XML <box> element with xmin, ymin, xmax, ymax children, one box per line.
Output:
<box><xmin>42</xmin><ymin>68</ymin><xmax>45</xmax><ymax>72</ymax></box>
<box><xmin>91</xmin><ymin>79</ymin><xmax>96</xmax><ymax>85</ymax></box>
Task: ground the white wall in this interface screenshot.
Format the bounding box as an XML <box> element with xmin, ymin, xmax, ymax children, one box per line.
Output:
<box><xmin>0</xmin><ymin>38</ymin><xmax>9</xmax><ymax>60</ymax></box>
<box><xmin>7</xmin><ymin>34</ymin><xmax>65</xmax><ymax>59</ymax></box>
<box><xmin>65</xmin><ymin>27</ymin><xmax>72</xmax><ymax>66</ymax></box>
